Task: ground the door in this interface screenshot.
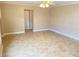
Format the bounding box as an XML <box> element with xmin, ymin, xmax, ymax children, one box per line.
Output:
<box><xmin>24</xmin><ymin>10</ymin><xmax>33</xmax><ymax>30</ymax></box>
<box><xmin>24</xmin><ymin>10</ymin><xmax>30</xmax><ymax>29</ymax></box>
<box><xmin>29</xmin><ymin>10</ymin><xmax>33</xmax><ymax>29</ymax></box>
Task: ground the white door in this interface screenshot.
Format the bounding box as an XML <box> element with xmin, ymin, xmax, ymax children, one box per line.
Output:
<box><xmin>29</xmin><ymin>10</ymin><xmax>33</xmax><ymax>29</ymax></box>
<box><xmin>24</xmin><ymin>10</ymin><xmax>33</xmax><ymax>30</ymax></box>
<box><xmin>24</xmin><ymin>11</ymin><xmax>30</xmax><ymax>29</ymax></box>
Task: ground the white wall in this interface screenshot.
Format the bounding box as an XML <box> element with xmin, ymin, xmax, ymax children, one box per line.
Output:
<box><xmin>50</xmin><ymin>4</ymin><xmax>79</xmax><ymax>40</ymax></box>
<box><xmin>34</xmin><ymin>8</ymin><xmax>50</xmax><ymax>30</ymax></box>
<box><xmin>1</xmin><ymin>4</ymin><xmax>25</xmax><ymax>34</ymax></box>
<box><xmin>1</xmin><ymin>4</ymin><xmax>50</xmax><ymax>34</ymax></box>
<box><xmin>24</xmin><ymin>5</ymin><xmax>50</xmax><ymax>31</ymax></box>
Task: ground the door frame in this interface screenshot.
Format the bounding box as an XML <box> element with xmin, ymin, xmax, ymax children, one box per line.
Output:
<box><xmin>24</xmin><ymin>9</ymin><xmax>34</xmax><ymax>30</ymax></box>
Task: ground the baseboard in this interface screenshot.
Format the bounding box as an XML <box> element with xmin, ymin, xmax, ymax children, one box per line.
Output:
<box><xmin>33</xmin><ymin>29</ymin><xmax>49</xmax><ymax>32</ymax></box>
<box><xmin>2</xmin><ymin>31</ymin><xmax>25</xmax><ymax>37</ymax></box>
<box><xmin>49</xmin><ymin>29</ymin><xmax>79</xmax><ymax>40</ymax></box>
<box><xmin>2</xmin><ymin>29</ymin><xmax>79</xmax><ymax>41</ymax></box>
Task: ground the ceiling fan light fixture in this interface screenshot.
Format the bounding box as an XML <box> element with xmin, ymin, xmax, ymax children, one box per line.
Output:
<box><xmin>40</xmin><ymin>0</ymin><xmax>50</xmax><ymax>8</ymax></box>
<box><xmin>45</xmin><ymin>3</ymin><xmax>49</xmax><ymax>7</ymax></box>
<box><xmin>40</xmin><ymin>2</ymin><xmax>49</xmax><ymax>8</ymax></box>
<box><xmin>40</xmin><ymin>3</ymin><xmax>44</xmax><ymax>8</ymax></box>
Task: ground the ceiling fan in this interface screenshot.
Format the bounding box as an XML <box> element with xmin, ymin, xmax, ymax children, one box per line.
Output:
<box><xmin>40</xmin><ymin>0</ymin><xmax>55</xmax><ymax>8</ymax></box>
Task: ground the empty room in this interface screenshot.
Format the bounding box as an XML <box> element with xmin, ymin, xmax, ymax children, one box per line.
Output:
<box><xmin>0</xmin><ymin>1</ymin><xmax>79</xmax><ymax>57</ymax></box>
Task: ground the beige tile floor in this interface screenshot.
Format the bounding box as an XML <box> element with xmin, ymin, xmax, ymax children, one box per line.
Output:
<box><xmin>2</xmin><ymin>30</ymin><xmax>79</xmax><ymax>57</ymax></box>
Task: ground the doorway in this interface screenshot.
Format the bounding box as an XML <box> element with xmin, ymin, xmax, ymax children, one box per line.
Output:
<box><xmin>24</xmin><ymin>9</ymin><xmax>33</xmax><ymax>31</ymax></box>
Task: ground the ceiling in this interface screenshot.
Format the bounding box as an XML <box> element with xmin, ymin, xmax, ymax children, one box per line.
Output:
<box><xmin>0</xmin><ymin>1</ymin><xmax>79</xmax><ymax>7</ymax></box>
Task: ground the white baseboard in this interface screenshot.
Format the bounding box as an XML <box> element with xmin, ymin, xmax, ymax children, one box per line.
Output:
<box><xmin>2</xmin><ymin>31</ymin><xmax>25</xmax><ymax>37</ymax></box>
<box><xmin>2</xmin><ymin>28</ymin><xmax>79</xmax><ymax>41</ymax></box>
<box><xmin>33</xmin><ymin>28</ymin><xmax>79</xmax><ymax>40</ymax></box>
<box><xmin>33</xmin><ymin>29</ymin><xmax>49</xmax><ymax>32</ymax></box>
<box><xmin>49</xmin><ymin>29</ymin><xmax>79</xmax><ymax>40</ymax></box>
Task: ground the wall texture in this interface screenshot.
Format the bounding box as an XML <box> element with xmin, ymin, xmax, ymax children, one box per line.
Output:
<box><xmin>24</xmin><ymin>5</ymin><xmax>50</xmax><ymax>30</ymax></box>
<box><xmin>34</xmin><ymin>8</ymin><xmax>50</xmax><ymax>30</ymax></box>
<box><xmin>1</xmin><ymin>4</ymin><xmax>50</xmax><ymax>33</ymax></box>
<box><xmin>50</xmin><ymin>4</ymin><xmax>79</xmax><ymax>40</ymax></box>
<box><xmin>1</xmin><ymin>4</ymin><xmax>25</xmax><ymax>33</ymax></box>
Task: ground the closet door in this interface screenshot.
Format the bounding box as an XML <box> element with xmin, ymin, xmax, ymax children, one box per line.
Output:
<box><xmin>24</xmin><ymin>11</ymin><xmax>30</xmax><ymax>29</ymax></box>
<box><xmin>29</xmin><ymin>10</ymin><xmax>33</xmax><ymax>29</ymax></box>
